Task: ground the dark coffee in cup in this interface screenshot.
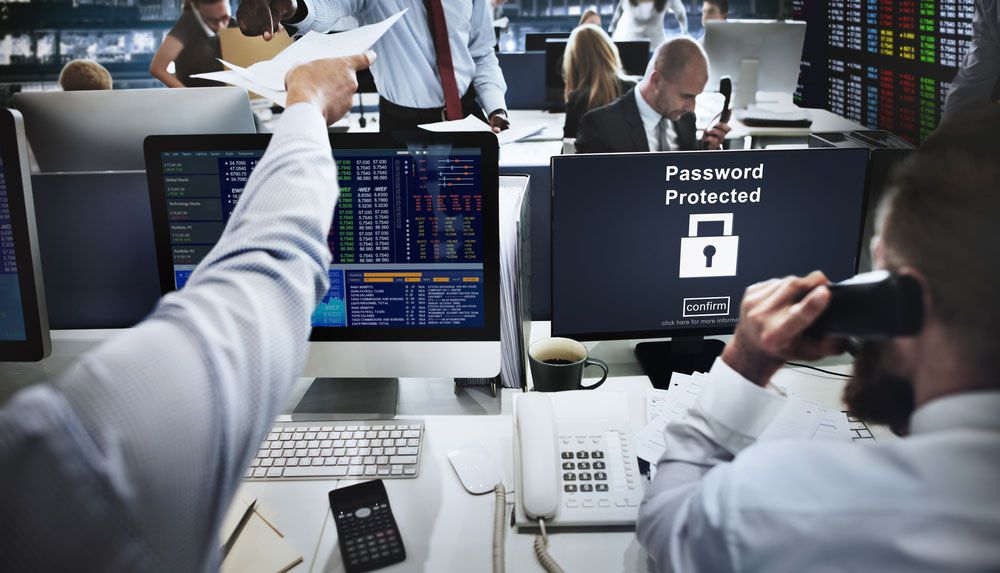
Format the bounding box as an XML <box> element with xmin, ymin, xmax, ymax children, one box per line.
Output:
<box><xmin>528</xmin><ymin>337</ymin><xmax>609</xmax><ymax>392</ymax></box>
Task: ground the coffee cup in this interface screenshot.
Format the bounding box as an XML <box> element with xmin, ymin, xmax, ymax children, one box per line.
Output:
<box><xmin>528</xmin><ymin>337</ymin><xmax>609</xmax><ymax>392</ymax></box>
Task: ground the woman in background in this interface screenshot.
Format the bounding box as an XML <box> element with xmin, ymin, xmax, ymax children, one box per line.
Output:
<box><xmin>579</xmin><ymin>8</ymin><xmax>602</xmax><ymax>28</ymax></box>
<box><xmin>562</xmin><ymin>25</ymin><xmax>636</xmax><ymax>138</ymax></box>
<box><xmin>609</xmin><ymin>0</ymin><xmax>688</xmax><ymax>47</ymax></box>
<box><xmin>150</xmin><ymin>0</ymin><xmax>234</xmax><ymax>88</ymax></box>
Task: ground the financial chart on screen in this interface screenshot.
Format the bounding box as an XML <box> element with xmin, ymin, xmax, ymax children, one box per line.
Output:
<box><xmin>160</xmin><ymin>147</ymin><xmax>487</xmax><ymax>329</ymax></box>
<box><xmin>0</xmin><ymin>154</ymin><xmax>27</xmax><ymax>341</ymax></box>
<box><xmin>795</xmin><ymin>0</ymin><xmax>976</xmax><ymax>143</ymax></box>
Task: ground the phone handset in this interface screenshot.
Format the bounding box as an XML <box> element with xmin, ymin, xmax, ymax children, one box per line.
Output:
<box><xmin>516</xmin><ymin>393</ymin><xmax>560</xmax><ymax>520</ymax></box>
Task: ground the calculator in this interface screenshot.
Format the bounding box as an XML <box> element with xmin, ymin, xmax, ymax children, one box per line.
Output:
<box><xmin>328</xmin><ymin>480</ymin><xmax>406</xmax><ymax>573</ymax></box>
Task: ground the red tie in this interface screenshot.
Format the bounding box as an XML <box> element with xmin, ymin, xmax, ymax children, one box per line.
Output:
<box><xmin>424</xmin><ymin>0</ymin><xmax>463</xmax><ymax>120</ymax></box>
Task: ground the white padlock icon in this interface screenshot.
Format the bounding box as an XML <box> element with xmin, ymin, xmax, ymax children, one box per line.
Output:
<box><xmin>679</xmin><ymin>213</ymin><xmax>739</xmax><ymax>278</ymax></box>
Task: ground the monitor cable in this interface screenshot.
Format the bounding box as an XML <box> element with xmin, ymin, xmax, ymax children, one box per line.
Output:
<box><xmin>358</xmin><ymin>92</ymin><xmax>368</xmax><ymax>128</ymax></box>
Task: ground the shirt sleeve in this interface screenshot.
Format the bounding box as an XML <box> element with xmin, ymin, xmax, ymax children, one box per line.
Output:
<box><xmin>636</xmin><ymin>357</ymin><xmax>786</xmax><ymax>572</ymax></box>
<box><xmin>944</xmin><ymin>0</ymin><xmax>1000</xmax><ymax>116</ymax></box>
<box><xmin>469</xmin><ymin>0</ymin><xmax>507</xmax><ymax>115</ymax></box>
<box><xmin>3</xmin><ymin>102</ymin><xmax>336</xmax><ymax>570</ymax></box>
<box><xmin>288</xmin><ymin>0</ymin><xmax>364</xmax><ymax>34</ymax></box>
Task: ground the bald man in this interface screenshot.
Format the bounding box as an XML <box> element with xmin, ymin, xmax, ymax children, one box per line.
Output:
<box><xmin>575</xmin><ymin>37</ymin><xmax>730</xmax><ymax>153</ymax></box>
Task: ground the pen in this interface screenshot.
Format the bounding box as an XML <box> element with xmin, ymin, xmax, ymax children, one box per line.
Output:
<box><xmin>221</xmin><ymin>499</ymin><xmax>257</xmax><ymax>559</ymax></box>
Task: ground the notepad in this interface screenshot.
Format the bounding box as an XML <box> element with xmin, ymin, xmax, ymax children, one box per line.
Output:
<box><xmin>220</xmin><ymin>491</ymin><xmax>302</xmax><ymax>573</ymax></box>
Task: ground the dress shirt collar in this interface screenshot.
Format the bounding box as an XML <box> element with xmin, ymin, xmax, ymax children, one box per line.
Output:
<box><xmin>909</xmin><ymin>390</ymin><xmax>1000</xmax><ymax>435</ymax></box>
<box><xmin>634</xmin><ymin>86</ymin><xmax>663</xmax><ymax>132</ymax></box>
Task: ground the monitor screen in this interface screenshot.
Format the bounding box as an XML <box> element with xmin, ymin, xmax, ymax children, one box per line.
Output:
<box><xmin>551</xmin><ymin>148</ymin><xmax>870</xmax><ymax>340</ymax></box>
<box><xmin>147</xmin><ymin>133</ymin><xmax>500</xmax><ymax>343</ymax></box>
<box><xmin>525</xmin><ymin>32</ymin><xmax>571</xmax><ymax>51</ymax></box>
<box><xmin>0</xmin><ymin>109</ymin><xmax>49</xmax><ymax>361</ymax></box>
<box><xmin>0</xmin><ymin>152</ymin><xmax>26</xmax><ymax>341</ymax></box>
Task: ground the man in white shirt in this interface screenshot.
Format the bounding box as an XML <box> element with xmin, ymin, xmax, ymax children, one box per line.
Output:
<box><xmin>1</xmin><ymin>53</ymin><xmax>374</xmax><ymax>569</ymax></box>
<box><xmin>638</xmin><ymin>104</ymin><xmax>1000</xmax><ymax>572</ymax></box>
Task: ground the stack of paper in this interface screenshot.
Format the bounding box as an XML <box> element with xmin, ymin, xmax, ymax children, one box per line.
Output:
<box><xmin>193</xmin><ymin>11</ymin><xmax>407</xmax><ymax>107</ymax></box>
<box><xmin>637</xmin><ymin>371</ymin><xmax>853</xmax><ymax>468</ymax></box>
<box><xmin>497</xmin><ymin>176</ymin><xmax>530</xmax><ymax>388</ymax></box>
<box><xmin>419</xmin><ymin>115</ymin><xmax>547</xmax><ymax>146</ymax></box>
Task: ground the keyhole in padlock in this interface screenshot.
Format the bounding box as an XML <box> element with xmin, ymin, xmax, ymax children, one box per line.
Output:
<box><xmin>703</xmin><ymin>245</ymin><xmax>716</xmax><ymax>267</ymax></box>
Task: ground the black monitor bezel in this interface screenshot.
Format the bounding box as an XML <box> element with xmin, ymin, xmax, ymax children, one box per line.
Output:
<box><xmin>525</xmin><ymin>32</ymin><xmax>572</xmax><ymax>51</ymax></box>
<box><xmin>0</xmin><ymin>109</ymin><xmax>49</xmax><ymax>361</ymax></box>
<box><xmin>550</xmin><ymin>147</ymin><xmax>872</xmax><ymax>341</ymax></box>
<box><xmin>145</xmin><ymin>131</ymin><xmax>501</xmax><ymax>343</ymax></box>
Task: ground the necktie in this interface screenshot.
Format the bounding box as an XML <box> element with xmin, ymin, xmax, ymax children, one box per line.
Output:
<box><xmin>424</xmin><ymin>0</ymin><xmax>463</xmax><ymax>120</ymax></box>
<box><xmin>658</xmin><ymin>117</ymin><xmax>671</xmax><ymax>151</ymax></box>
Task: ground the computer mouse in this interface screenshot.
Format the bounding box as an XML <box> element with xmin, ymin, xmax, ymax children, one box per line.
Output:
<box><xmin>447</xmin><ymin>444</ymin><xmax>502</xmax><ymax>495</ymax></box>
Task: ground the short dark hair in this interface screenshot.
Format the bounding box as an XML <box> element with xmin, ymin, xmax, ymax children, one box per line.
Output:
<box><xmin>879</xmin><ymin>105</ymin><xmax>1000</xmax><ymax>372</ymax></box>
<box><xmin>703</xmin><ymin>0</ymin><xmax>728</xmax><ymax>13</ymax></box>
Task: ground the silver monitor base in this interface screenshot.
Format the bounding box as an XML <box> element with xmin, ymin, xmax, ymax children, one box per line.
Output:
<box><xmin>291</xmin><ymin>378</ymin><xmax>399</xmax><ymax>421</ymax></box>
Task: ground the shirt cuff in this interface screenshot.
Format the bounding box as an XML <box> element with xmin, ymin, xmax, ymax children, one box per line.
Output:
<box><xmin>287</xmin><ymin>0</ymin><xmax>317</xmax><ymax>33</ymax></box>
<box><xmin>696</xmin><ymin>356</ymin><xmax>787</xmax><ymax>444</ymax></box>
<box><xmin>477</xmin><ymin>89</ymin><xmax>507</xmax><ymax>121</ymax></box>
<box><xmin>277</xmin><ymin>102</ymin><xmax>329</xmax><ymax>144</ymax></box>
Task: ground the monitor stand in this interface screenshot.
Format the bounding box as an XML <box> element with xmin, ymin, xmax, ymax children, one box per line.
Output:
<box><xmin>291</xmin><ymin>378</ymin><xmax>399</xmax><ymax>421</ymax></box>
<box><xmin>634</xmin><ymin>337</ymin><xmax>726</xmax><ymax>389</ymax></box>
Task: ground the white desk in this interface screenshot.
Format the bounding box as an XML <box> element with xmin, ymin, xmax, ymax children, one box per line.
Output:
<box><xmin>243</xmin><ymin>321</ymin><xmax>886</xmax><ymax>573</ymax></box>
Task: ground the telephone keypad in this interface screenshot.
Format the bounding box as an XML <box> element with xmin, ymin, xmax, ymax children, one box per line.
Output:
<box><xmin>553</xmin><ymin>428</ymin><xmax>643</xmax><ymax>519</ymax></box>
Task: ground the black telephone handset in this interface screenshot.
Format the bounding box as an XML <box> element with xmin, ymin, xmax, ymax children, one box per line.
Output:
<box><xmin>719</xmin><ymin>76</ymin><xmax>733</xmax><ymax>123</ymax></box>
<box><xmin>808</xmin><ymin>271</ymin><xmax>924</xmax><ymax>339</ymax></box>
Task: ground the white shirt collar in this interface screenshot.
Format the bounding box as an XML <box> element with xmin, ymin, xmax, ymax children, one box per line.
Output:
<box><xmin>634</xmin><ymin>86</ymin><xmax>662</xmax><ymax>130</ymax></box>
<box><xmin>909</xmin><ymin>390</ymin><xmax>1000</xmax><ymax>435</ymax></box>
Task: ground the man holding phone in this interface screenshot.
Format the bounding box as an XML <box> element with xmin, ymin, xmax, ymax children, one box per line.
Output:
<box><xmin>575</xmin><ymin>38</ymin><xmax>731</xmax><ymax>154</ymax></box>
<box><xmin>637</xmin><ymin>106</ymin><xmax>1000</xmax><ymax>570</ymax></box>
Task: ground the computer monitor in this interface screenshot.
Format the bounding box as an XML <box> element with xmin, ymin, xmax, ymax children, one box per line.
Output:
<box><xmin>702</xmin><ymin>20</ymin><xmax>807</xmax><ymax>108</ymax></box>
<box><xmin>550</xmin><ymin>148</ymin><xmax>869</xmax><ymax>384</ymax></box>
<box><xmin>0</xmin><ymin>109</ymin><xmax>49</xmax><ymax>362</ymax></box>
<box><xmin>145</xmin><ymin>132</ymin><xmax>501</xmax><ymax>417</ymax></box>
<box><xmin>544</xmin><ymin>39</ymin><xmax>651</xmax><ymax>110</ymax></box>
<box><xmin>525</xmin><ymin>32</ymin><xmax>571</xmax><ymax>51</ymax></box>
<box><xmin>14</xmin><ymin>87</ymin><xmax>256</xmax><ymax>172</ymax></box>
<box><xmin>31</xmin><ymin>171</ymin><xmax>160</xmax><ymax>329</ymax></box>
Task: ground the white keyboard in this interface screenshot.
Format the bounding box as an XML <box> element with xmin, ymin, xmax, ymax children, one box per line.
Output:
<box><xmin>246</xmin><ymin>421</ymin><xmax>424</xmax><ymax>481</ymax></box>
<box><xmin>845</xmin><ymin>412</ymin><xmax>877</xmax><ymax>443</ymax></box>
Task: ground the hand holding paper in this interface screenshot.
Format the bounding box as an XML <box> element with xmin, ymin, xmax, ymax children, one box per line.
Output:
<box><xmin>193</xmin><ymin>11</ymin><xmax>406</xmax><ymax>107</ymax></box>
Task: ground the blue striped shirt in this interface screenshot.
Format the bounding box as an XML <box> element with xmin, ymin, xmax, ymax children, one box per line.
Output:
<box><xmin>0</xmin><ymin>103</ymin><xmax>335</xmax><ymax>571</ymax></box>
<box><xmin>291</xmin><ymin>0</ymin><xmax>508</xmax><ymax>114</ymax></box>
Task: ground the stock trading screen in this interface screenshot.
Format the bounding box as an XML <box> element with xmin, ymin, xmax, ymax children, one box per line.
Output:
<box><xmin>161</xmin><ymin>147</ymin><xmax>486</xmax><ymax>329</ymax></box>
<box><xmin>0</xmin><ymin>155</ymin><xmax>27</xmax><ymax>341</ymax></box>
<box><xmin>795</xmin><ymin>0</ymin><xmax>976</xmax><ymax>143</ymax></box>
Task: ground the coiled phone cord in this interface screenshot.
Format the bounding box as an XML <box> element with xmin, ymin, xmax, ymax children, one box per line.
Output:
<box><xmin>533</xmin><ymin>518</ymin><xmax>566</xmax><ymax>573</ymax></box>
<box><xmin>493</xmin><ymin>484</ymin><xmax>506</xmax><ymax>573</ymax></box>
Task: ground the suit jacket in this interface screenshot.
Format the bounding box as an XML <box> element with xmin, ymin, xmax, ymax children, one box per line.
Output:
<box><xmin>944</xmin><ymin>0</ymin><xmax>1000</xmax><ymax>116</ymax></box>
<box><xmin>563</xmin><ymin>78</ymin><xmax>638</xmax><ymax>138</ymax></box>
<box><xmin>574</xmin><ymin>87</ymin><xmax>698</xmax><ymax>153</ymax></box>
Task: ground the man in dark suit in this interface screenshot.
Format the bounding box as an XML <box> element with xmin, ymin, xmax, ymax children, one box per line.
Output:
<box><xmin>576</xmin><ymin>37</ymin><xmax>730</xmax><ymax>153</ymax></box>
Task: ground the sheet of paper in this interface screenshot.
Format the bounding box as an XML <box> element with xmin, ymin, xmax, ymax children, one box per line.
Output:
<box><xmin>635</xmin><ymin>373</ymin><xmax>705</xmax><ymax>463</ymax></box>
<box><xmin>419</xmin><ymin>115</ymin><xmax>493</xmax><ymax>133</ymax></box>
<box><xmin>192</xmin><ymin>69</ymin><xmax>287</xmax><ymax>107</ymax></box>
<box><xmin>420</xmin><ymin>116</ymin><xmax>547</xmax><ymax>146</ymax></box>
<box><xmin>497</xmin><ymin>123</ymin><xmax>546</xmax><ymax>145</ymax></box>
<box><xmin>757</xmin><ymin>397</ymin><xmax>826</xmax><ymax>442</ymax></box>
<box><xmin>813</xmin><ymin>409</ymin><xmax>852</xmax><ymax>442</ymax></box>
<box><xmin>194</xmin><ymin>10</ymin><xmax>406</xmax><ymax>103</ymax></box>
